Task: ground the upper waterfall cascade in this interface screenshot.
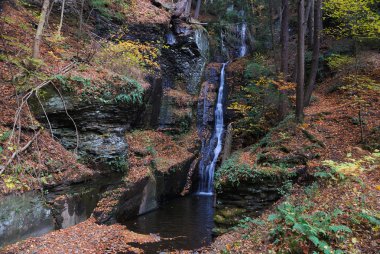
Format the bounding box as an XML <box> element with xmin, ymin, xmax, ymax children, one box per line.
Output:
<box><xmin>239</xmin><ymin>22</ymin><xmax>247</xmax><ymax>57</ymax></box>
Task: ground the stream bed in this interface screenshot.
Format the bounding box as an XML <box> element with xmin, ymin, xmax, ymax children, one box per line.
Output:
<box><xmin>0</xmin><ymin>177</ymin><xmax>215</xmax><ymax>251</ymax></box>
<box><xmin>125</xmin><ymin>195</ymin><xmax>215</xmax><ymax>252</ymax></box>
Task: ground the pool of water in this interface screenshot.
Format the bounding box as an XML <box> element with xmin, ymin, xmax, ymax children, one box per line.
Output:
<box><xmin>124</xmin><ymin>195</ymin><xmax>215</xmax><ymax>252</ymax></box>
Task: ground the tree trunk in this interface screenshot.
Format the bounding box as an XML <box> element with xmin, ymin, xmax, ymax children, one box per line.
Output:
<box><xmin>279</xmin><ymin>0</ymin><xmax>290</xmax><ymax>119</ymax></box>
<box><xmin>32</xmin><ymin>0</ymin><xmax>50</xmax><ymax>59</ymax></box>
<box><xmin>280</xmin><ymin>0</ymin><xmax>289</xmax><ymax>78</ymax></box>
<box><xmin>269</xmin><ymin>0</ymin><xmax>278</xmax><ymax>72</ymax></box>
<box><xmin>308</xmin><ymin>0</ymin><xmax>314</xmax><ymax>47</ymax></box>
<box><xmin>296</xmin><ymin>0</ymin><xmax>305</xmax><ymax>122</ymax></box>
<box><xmin>194</xmin><ymin>0</ymin><xmax>201</xmax><ymax>19</ymax></box>
<box><xmin>304</xmin><ymin>0</ymin><xmax>321</xmax><ymax>106</ymax></box>
<box><xmin>79</xmin><ymin>0</ymin><xmax>85</xmax><ymax>34</ymax></box>
<box><xmin>57</xmin><ymin>0</ymin><xmax>66</xmax><ymax>37</ymax></box>
<box><xmin>185</xmin><ymin>0</ymin><xmax>192</xmax><ymax>17</ymax></box>
<box><xmin>46</xmin><ymin>0</ymin><xmax>55</xmax><ymax>28</ymax></box>
<box><xmin>304</xmin><ymin>0</ymin><xmax>313</xmax><ymax>30</ymax></box>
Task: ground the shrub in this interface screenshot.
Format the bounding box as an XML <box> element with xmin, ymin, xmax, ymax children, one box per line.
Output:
<box><xmin>214</xmin><ymin>154</ymin><xmax>294</xmax><ymax>191</ymax></box>
<box><xmin>244</xmin><ymin>62</ymin><xmax>272</xmax><ymax>80</ymax></box>
<box><xmin>89</xmin><ymin>0</ymin><xmax>133</xmax><ymax>19</ymax></box>
<box><xmin>95</xmin><ymin>40</ymin><xmax>159</xmax><ymax>79</ymax></box>
<box><xmin>326</xmin><ymin>54</ymin><xmax>355</xmax><ymax>72</ymax></box>
<box><xmin>54</xmin><ymin>74</ymin><xmax>144</xmax><ymax>105</ymax></box>
<box><xmin>315</xmin><ymin>151</ymin><xmax>380</xmax><ymax>180</ymax></box>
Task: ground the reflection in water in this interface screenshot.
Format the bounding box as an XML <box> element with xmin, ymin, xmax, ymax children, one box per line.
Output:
<box><xmin>125</xmin><ymin>195</ymin><xmax>215</xmax><ymax>252</ymax></box>
<box><xmin>60</xmin><ymin>191</ymin><xmax>100</xmax><ymax>229</ymax></box>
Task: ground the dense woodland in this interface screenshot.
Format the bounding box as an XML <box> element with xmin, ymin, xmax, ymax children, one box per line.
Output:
<box><xmin>0</xmin><ymin>0</ymin><xmax>379</xmax><ymax>253</ymax></box>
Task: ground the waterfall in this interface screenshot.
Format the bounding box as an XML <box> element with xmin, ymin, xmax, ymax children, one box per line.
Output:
<box><xmin>166</xmin><ymin>32</ymin><xmax>176</xmax><ymax>45</ymax></box>
<box><xmin>220</xmin><ymin>31</ymin><xmax>228</xmax><ymax>61</ymax></box>
<box><xmin>239</xmin><ymin>22</ymin><xmax>247</xmax><ymax>57</ymax></box>
<box><xmin>198</xmin><ymin>63</ymin><xmax>227</xmax><ymax>195</ymax></box>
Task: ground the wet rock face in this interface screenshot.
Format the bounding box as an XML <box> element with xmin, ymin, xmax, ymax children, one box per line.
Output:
<box><xmin>161</xmin><ymin>21</ymin><xmax>209</xmax><ymax>94</ymax></box>
<box><xmin>157</xmin><ymin>20</ymin><xmax>209</xmax><ymax>132</ymax></box>
<box><xmin>31</xmin><ymin>85</ymin><xmax>145</xmax><ymax>166</ymax></box>
<box><xmin>197</xmin><ymin>64</ymin><xmax>222</xmax><ymax>135</ymax></box>
<box><xmin>196</xmin><ymin>64</ymin><xmax>222</xmax><ymax>172</ymax></box>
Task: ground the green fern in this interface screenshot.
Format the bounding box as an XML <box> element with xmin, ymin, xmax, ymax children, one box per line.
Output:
<box><xmin>269</xmin><ymin>202</ymin><xmax>351</xmax><ymax>253</ymax></box>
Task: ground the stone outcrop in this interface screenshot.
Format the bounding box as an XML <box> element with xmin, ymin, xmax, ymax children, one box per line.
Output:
<box><xmin>31</xmin><ymin>84</ymin><xmax>145</xmax><ymax>167</ymax></box>
<box><xmin>93</xmin><ymin>155</ymin><xmax>195</xmax><ymax>224</ymax></box>
<box><xmin>213</xmin><ymin>178</ymin><xmax>284</xmax><ymax>235</ymax></box>
<box><xmin>155</xmin><ymin>20</ymin><xmax>209</xmax><ymax>132</ymax></box>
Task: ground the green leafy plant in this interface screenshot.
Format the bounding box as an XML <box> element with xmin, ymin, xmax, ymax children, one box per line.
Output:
<box><xmin>0</xmin><ymin>131</ymin><xmax>11</xmax><ymax>142</ymax></box>
<box><xmin>215</xmin><ymin>154</ymin><xmax>294</xmax><ymax>191</ymax></box>
<box><xmin>236</xmin><ymin>216</ymin><xmax>265</xmax><ymax>230</ymax></box>
<box><xmin>277</xmin><ymin>179</ymin><xmax>293</xmax><ymax>196</ymax></box>
<box><xmin>54</xmin><ymin>74</ymin><xmax>144</xmax><ymax>105</ymax></box>
<box><xmin>244</xmin><ymin>62</ymin><xmax>273</xmax><ymax>81</ymax></box>
<box><xmin>269</xmin><ymin>202</ymin><xmax>351</xmax><ymax>254</ymax></box>
<box><xmin>107</xmin><ymin>156</ymin><xmax>129</xmax><ymax>173</ymax></box>
<box><xmin>111</xmin><ymin>77</ymin><xmax>144</xmax><ymax>104</ymax></box>
<box><xmin>326</xmin><ymin>54</ymin><xmax>355</xmax><ymax>71</ymax></box>
<box><xmin>315</xmin><ymin>152</ymin><xmax>380</xmax><ymax>181</ymax></box>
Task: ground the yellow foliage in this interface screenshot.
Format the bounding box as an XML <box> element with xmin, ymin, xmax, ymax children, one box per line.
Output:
<box><xmin>272</xmin><ymin>79</ymin><xmax>296</xmax><ymax>91</ymax></box>
<box><xmin>228</xmin><ymin>102</ymin><xmax>252</xmax><ymax>115</ymax></box>
<box><xmin>255</xmin><ymin>76</ymin><xmax>272</xmax><ymax>88</ymax></box>
<box><xmin>95</xmin><ymin>39</ymin><xmax>159</xmax><ymax>78</ymax></box>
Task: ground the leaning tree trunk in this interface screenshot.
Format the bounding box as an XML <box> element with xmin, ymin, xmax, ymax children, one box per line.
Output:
<box><xmin>32</xmin><ymin>0</ymin><xmax>50</xmax><ymax>59</ymax></box>
<box><xmin>304</xmin><ymin>0</ymin><xmax>321</xmax><ymax>106</ymax></box>
<box><xmin>185</xmin><ymin>0</ymin><xmax>192</xmax><ymax>17</ymax></box>
<box><xmin>296</xmin><ymin>0</ymin><xmax>305</xmax><ymax>122</ymax></box>
<box><xmin>194</xmin><ymin>0</ymin><xmax>201</xmax><ymax>19</ymax></box>
<box><xmin>57</xmin><ymin>0</ymin><xmax>66</xmax><ymax>37</ymax></box>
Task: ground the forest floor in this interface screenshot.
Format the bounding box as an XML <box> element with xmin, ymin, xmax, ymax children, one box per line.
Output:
<box><xmin>206</xmin><ymin>52</ymin><xmax>380</xmax><ymax>253</ymax></box>
<box><xmin>1</xmin><ymin>218</ymin><xmax>157</xmax><ymax>254</ymax></box>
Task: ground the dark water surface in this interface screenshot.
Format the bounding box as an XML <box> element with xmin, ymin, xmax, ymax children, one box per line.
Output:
<box><xmin>125</xmin><ymin>195</ymin><xmax>215</xmax><ymax>252</ymax></box>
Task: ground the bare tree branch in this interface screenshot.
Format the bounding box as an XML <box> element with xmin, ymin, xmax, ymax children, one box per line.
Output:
<box><xmin>51</xmin><ymin>84</ymin><xmax>79</xmax><ymax>154</ymax></box>
<box><xmin>0</xmin><ymin>130</ymin><xmax>42</xmax><ymax>175</ymax></box>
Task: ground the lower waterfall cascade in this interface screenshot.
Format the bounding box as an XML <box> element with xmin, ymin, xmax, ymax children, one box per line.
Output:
<box><xmin>198</xmin><ymin>63</ymin><xmax>227</xmax><ymax>195</ymax></box>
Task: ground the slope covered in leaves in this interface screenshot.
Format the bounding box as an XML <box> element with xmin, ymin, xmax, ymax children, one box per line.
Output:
<box><xmin>207</xmin><ymin>51</ymin><xmax>380</xmax><ymax>254</ymax></box>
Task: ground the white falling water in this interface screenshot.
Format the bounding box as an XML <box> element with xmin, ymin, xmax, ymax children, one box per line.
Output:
<box><xmin>198</xmin><ymin>63</ymin><xmax>227</xmax><ymax>195</ymax></box>
<box><xmin>166</xmin><ymin>32</ymin><xmax>176</xmax><ymax>45</ymax></box>
<box><xmin>239</xmin><ymin>22</ymin><xmax>247</xmax><ymax>57</ymax></box>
